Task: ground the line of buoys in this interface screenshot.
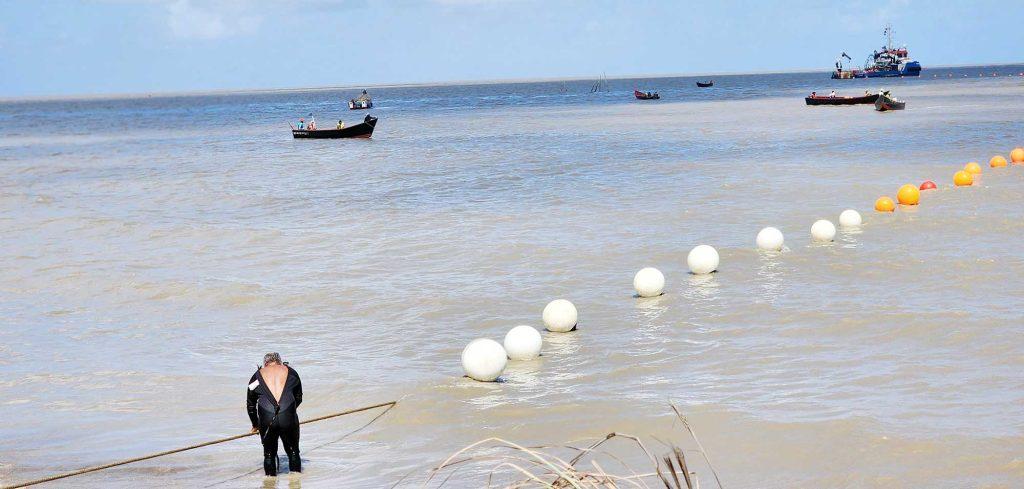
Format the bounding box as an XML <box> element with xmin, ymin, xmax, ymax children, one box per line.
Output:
<box><xmin>876</xmin><ymin>146</ymin><xmax>1021</xmax><ymax>218</ymax></box>
<box><xmin>633</xmin><ymin>267</ymin><xmax>666</xmax><ymax>297</ymax></box>
<box><xmin>462</xmin><ymin>146</ymin><xmax>1021</xmax><ymax>382</ymax></box>
<box><xmin>687</xmin><ymin>245</ymin><xmax>720</xmax><ymax>275</ymax></box>
<box><xmin>462</xmin><ymin>299</ymin><xmax>579</xmax><ymax>382</ymax></box>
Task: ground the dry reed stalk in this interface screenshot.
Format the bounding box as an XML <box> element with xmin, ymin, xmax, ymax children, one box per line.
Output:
<box><xmin>413</xmin><ymin>404</ymin><xmax>719</xmax><ymax>489</ymax></box>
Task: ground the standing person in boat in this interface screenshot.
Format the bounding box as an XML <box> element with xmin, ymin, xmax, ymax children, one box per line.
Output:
<box><xmin>337</xmin><ymin>119</ymin><xmax>345</xmax><ymax>129</ymax></box>
<box><xmin>297</xmin><ymin>119</ymin><xmax>305</xmax><ymax>130</ymax></box>
<box><xmin>829</xmin><ymin>90</ymin><xmax>837</xmax><ymax>98</ymax></box>
<box><xmin>247</xmin><ymin>352</ymin><xmax>303</xmax><ymax>477</ymax></box>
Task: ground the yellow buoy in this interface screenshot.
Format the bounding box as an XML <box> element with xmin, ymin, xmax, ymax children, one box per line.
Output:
<box><xmin>964</xmin><ymin>162</ymin><xmax>982</xmax><ymax>174</ymax></box>
<box><xmin>953</xmin><ymin>170</ymin><xmax>974</xmax><ymax>186</ymax></box>
<box><xmin>1011</xmin><ymin>148</ymin><xmax>1024</xmax><ymax>164</ymax></box>
<box><xmin>896</xmin><ymin>184</ymin><xmax>920</xmax><ymax>205</ymax></box>
<box><xmin>875</xmin><ymin>196</ymin><xmax>895</xmax><ymax>212</ymax></box>
<box><xmin>989</xmin><ymin>155</ymin><xmax>1008</xmax><ymax>168</ymax></box>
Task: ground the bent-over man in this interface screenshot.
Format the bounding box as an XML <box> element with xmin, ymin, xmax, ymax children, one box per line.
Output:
<box><xmin>247</xmin><ymin>352</ymin><xmax>303</xmax><ymax>476</ymax></box>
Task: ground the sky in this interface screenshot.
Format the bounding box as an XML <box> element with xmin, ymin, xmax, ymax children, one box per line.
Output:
<box><xmin>1</xmin><ymin>0</ymin><xmax>1022</xmax><ymax>98</ymax></box>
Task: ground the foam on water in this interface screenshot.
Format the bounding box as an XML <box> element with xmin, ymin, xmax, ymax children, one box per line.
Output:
<box><xmin>1</xmin><ymin>68</ymin><xmax>1024</xmax><ymax>487</ymax></box>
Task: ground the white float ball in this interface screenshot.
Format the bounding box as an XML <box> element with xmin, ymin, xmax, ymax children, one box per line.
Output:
<box><xmin>687</xmin><ymin>245</ymin><xmax>719</xmax><ymax>275</ymax></box>
<box><xmin>503</xmin><ymin>325</ymin><xmax>542</xmax><ymax>360</ymax></box>
<box><xmin>810</xmin><ymin>219</ymin><xmax>837</xmax><ymax>242</ymax></box>
<box><xmin>542</xmin><ymin>299</ymin><xmax>578</xmax><ymax>332</ymax></box>
<box><xmin>755</xmin><ymin>227</ymin><xmax>785</xmax><ymax>251</ymax></box>
<box><xmin>461</xmin><ymin>338</ymin><xmax>508</xmax><ymax>382</ymax></box>
<box><xmin>633</xmin><ymin>267</ymin><xmax>665</xmax><ymax>297</ymax></box>
<box><xmin>839</xmin><ymin>209</ymin><xmax>862</xmax><ymax>228</ymax></box>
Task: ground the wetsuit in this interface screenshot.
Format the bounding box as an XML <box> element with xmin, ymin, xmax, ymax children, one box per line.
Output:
<box><xmin>247</xmin><ymin>365</ymin><xmax>303</xmax><ymax>476</ymax></box>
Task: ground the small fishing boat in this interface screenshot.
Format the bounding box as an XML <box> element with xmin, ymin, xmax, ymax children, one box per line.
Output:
<box><xmin>293</xmin><ymin>115</ymin><xmax>377</xmax><ymax>139</ymax></box>
<box><xmin>349</xmin><ymin>99</ymin><xmax>372</xmax><ymax>110</ymax></box>
<box><xmin>804</xmin><ymin>93</ymin><xmax>879</xmax><ymax>106</ymax></box>
<box><xmin>349</xmin><ymin>90</ymin><xmax>373</xmax><ymax>110</ymax></box>
<box><xmin>634</xmin><ymin>90</ymin><xmax>660</xmax><ymax>100</ymax></box>
<box><xmin>696</xmin><ymin>81</ymin><xmax>713</xmax><ymax>87</ymax></box>
<box><xmin>874</xmin><ymin>92</ymin><xmax>905</xmax><ymax>111</ymax></box>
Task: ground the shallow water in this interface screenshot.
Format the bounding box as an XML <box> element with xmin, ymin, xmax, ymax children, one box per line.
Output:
<box><xmin>2</xmin><ymin>67</ymin><xmax>1024</xmax><ymax>488</ymax></box>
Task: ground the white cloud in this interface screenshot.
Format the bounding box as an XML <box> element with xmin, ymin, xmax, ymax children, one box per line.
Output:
<box><xmin>166</xmin><ymin>0</ymin><xmax>262</xmax><ymax>40</ymax></box>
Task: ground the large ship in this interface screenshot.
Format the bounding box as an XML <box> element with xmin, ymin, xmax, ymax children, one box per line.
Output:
<box><xmin>831</xmin><ymin>24</ymin><xmax>921</xmax><ymax>79</ymax></box>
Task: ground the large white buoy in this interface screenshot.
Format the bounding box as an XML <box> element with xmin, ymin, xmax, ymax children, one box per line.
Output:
<box><xmin>810</xmin><ymin>219</ymin><xmax>837</xmax><ymax>242</ymax></box>
<box><xmin>461</xmin><ymin>338</ymin><xmax>507</xmax><ymax>382</ymax></box>
<box><xmin>839</xmin><ymin>209</ymin><xmax>862</xmax><ymax>228</ymax></box>
<box><xmin>503</xmin><ymin>325</ymin><xmax>542</xmax><ymax>360</ymax></box>
<box><xmin>687</xmin><ymin>245</ymin><xmax>719</xmax><ymax>275</ymax></box>
<box><xmin>542</xmin><ymin>299</ymin><xmax>578</xmax><ymax>332</ymax></box>
<box><xmin>755</xmin><ymin>227</ymin><xmax>785</xmax><ymax>251</ymax></box>
<box><xmin>633</xmin><ymin>267</ymin><xmax>665</xmax><ymax>297</ymax></box>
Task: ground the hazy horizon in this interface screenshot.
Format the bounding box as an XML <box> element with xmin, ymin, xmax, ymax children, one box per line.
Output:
<box><xmin>2</xmin><ymin>1</ymin><xmax>1023</xmax><ymax>98</ymax></box>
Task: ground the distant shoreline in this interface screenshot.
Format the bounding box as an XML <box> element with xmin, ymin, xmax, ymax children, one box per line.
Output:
<box><xmin>3</xmin><ymin>62</ymin><xmax>1022</xmax><ymax>104</ymax></box>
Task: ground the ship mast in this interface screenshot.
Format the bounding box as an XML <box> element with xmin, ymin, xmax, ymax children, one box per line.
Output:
<box><xmin>884</xmin><ymin>23</ymin><xmax>893</xmax><ymax>51</ymax></box>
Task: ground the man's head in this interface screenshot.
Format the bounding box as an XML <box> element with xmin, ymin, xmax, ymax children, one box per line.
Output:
<box><xmin>263</xmin><ymin>352</ymin><xmax>282</xmax><ymax>367</ymax></box>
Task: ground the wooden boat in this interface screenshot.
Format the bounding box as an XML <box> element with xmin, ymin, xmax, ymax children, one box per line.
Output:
<box><xmin>634</xmin><ymin>90</ymin><xmax>660</xmax><ymax>100</ymax></box>
<box><xmin>293</xmin><ymin>115</ymin><xmax>377</xmax><ymax>139</ymax></box>
<box><xmin>696</xmin><ymin>81</ymin><xmax>714</xmax><ymax>87</ymax></box>
<box><xmin>804</xmin><ymin>93</ymin><xmax>879</xmax><ymax>106</ymax></box>
<box><xmin>874</xmin><ymin>92</ymin><xmax>905</xmax><ymax>111</ymax></box>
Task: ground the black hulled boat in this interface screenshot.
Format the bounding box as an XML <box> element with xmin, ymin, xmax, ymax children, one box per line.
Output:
<box><xmin>293</xmin><ymin>115</ymin><xmax>377</xmax><ymax>139</ymax></box>
<box><xmin>696</xmin><ymin>81</ymin><xmax>714</xmax><ymax>87</ymax></box>
<box><xmin>805</xmin><ymin>93</ymin><xmax>879</xmax><ymax>106</ymax></box>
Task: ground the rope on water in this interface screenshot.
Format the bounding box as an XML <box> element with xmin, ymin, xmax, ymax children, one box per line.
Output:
<box><xmin>3</xmin><ymin>400</ymin><xmax>398</xmax><ymax>489</ymax></box>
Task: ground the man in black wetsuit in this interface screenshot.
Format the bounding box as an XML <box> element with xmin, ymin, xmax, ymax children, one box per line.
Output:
<box><xmin>247</xmin><ymin>352</ymin><xmax>303</xmax><ymax>476</ymax></box>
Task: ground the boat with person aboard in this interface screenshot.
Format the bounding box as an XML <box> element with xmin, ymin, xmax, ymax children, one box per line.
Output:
<box><xmin>349</xmin><ymin>89</ymin><xmax>373</xmax><ymax>110</ymax></box>
<box><xmin>874</xmin><ymin>91</ymin><xmax>905</xmax><ymax>111</ymax></box>
<box><xmin>634</xmin><ymin>90</ymin><xmax>660</xmax><ymax>100</ymax></box>
<box><xmin>804</xmin><ymin>92</ymin><xmax>879</xmax><ymax>106</ymax></box>
<box><xmin>696</xmin><ymin>80</ymin><xmax>714</xmax><ymax>87</ymax></box>
<box><xmin>293</xmin><ymin>114</ymin><xmax>377</xmax><ymax>139</ymax></box>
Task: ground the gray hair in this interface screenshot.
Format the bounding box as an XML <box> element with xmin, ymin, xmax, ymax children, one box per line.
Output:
<box><xmin>263</xmin><ymin>352</ymin><xmax>282</xmax><ymax>366</ymax></box>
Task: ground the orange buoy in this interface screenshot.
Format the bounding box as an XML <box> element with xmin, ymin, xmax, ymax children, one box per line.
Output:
<box><xmin>990</xmin><ymin>155</ymin><xmax>1008</xmax><ymax>168</ymax></box>
<box><xmin>875</xmin><ymin>196</ymin><xmax>896</xmax><ymax>212</ymax></box>
<box><xmin>919</xmin><ymin>180</ymin><xmax>937</xmax><ymax>190</ymax></box>
<box><xmin>964</xmin><ymin>162</ymin><xmax>982</xmax><ymax>175</ymax></box>
<box><xmin>953</xmin><ymin>170</ymin><xmax>974</xmax><ymax>186</ymax></box>
<box><xmin>897</xmin><ymin>184</ymin><xmax>920</xmax><ymax>205</ymax></box>
<box><xmin>1011</xmin><ymin>147</ymin><xmax>1024</xmax><ymax>163</ymax></box>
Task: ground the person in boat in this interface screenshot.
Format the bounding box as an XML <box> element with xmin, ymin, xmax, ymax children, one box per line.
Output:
<box><xmin>829</xmin><ymin>90</ymin><xmax>837</xmax><ymax>98</ymax></box>
<box><xmin>247</xmin><ymin>352</ymin><xmax>303</xmax><ymax>477</ymax></box>
<box><xmin>308</xmin><ymin>117</ymin><xmax>316</xmax><ymax>131</ymax></box>
<box><xmin>810</xmin><ymin>91</ymin><xmax>817</xmax><ymax>98</ymax></box>
<box><xmin>337</xmin><ymin>120</ymin><xmax>345</xmax><ymax>129</ymax></box>
<box><xmin>297</xmin><ymin>119</ymin><xmax>305</xmax><ymax>130</ymax></box>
